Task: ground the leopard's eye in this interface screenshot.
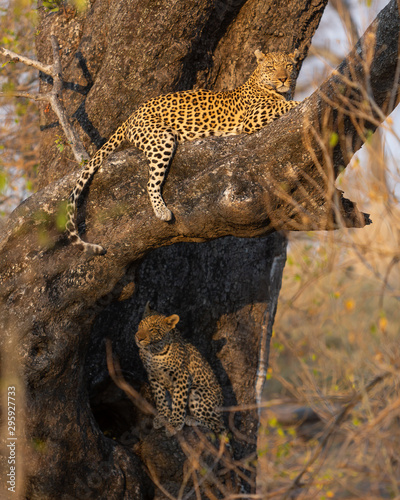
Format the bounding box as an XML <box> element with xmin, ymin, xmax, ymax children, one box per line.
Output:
<box><xmin>286</xmin><ymin>64</ymin><xmax>293</xmax><ymax>70</ymax></box>
<box><xmin>265</xmin><ymin>65</ymin><xmax>274</xmax><ymax>70</ymax></box>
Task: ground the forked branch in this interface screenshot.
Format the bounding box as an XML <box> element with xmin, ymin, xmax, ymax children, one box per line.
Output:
<box><xmin>0</xmin><ymin>36</ymin><xmax>89</xmax><ymax>164</ymax></box>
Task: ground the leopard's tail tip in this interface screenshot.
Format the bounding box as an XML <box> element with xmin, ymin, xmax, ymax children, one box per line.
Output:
<box><xmin>83</xmin><ymin>242</ymin><xmax>107</xmax><ymax>256</ymax></box>
<box><xmin>69</xmin><ymin>233</ymin><xmax>107</xmax><ymax>256</ymax></box>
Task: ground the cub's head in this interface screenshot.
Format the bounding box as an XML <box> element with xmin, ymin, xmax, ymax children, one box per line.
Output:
<box><xmin>254</xmin><ymin>50</ymin><xmax>297</xmax><ymax>93</ymax></box>
<box><xmin>135</xmin><ymin>303</ymin><xmax>180</xmax><ymax>351</ymax></box>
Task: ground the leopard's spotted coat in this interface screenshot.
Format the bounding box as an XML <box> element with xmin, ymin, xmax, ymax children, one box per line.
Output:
<box><xmin>135</xmin><ymin>303</ymin><xmax>224</xmax><ymax>436</ymax></box>
<box><xmin>66</xmin><ymin>50</ymin><xmax>300</xmax><ymax>254</ymax></box>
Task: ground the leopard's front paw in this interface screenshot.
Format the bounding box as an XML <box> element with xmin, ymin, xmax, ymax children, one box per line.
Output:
<box><xmin>154</xmin><ymin>205</ymin><xmax>173</xmax><ymax>222</ymax></box>
<box><xmin>165</xmin><ymin>426</ymin><xmax>178</xmax><ymax>437</ymax></box>
<box><xmin>185</xmin><ymin>416</ymin><xmax>200</xmax><ymax>427</ymax></box>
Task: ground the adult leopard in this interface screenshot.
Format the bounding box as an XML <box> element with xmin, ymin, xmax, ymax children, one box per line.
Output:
<box><xmin>66</xmin><ymin>50</ymin><xmax>300</xmax><ymax>255</ymax></box>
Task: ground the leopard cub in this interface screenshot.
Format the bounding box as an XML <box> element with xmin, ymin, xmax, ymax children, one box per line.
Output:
<box><xmin>135</xmin><ymin>303</ymin><xmax>224</xmax><ymax>436</ymax></box>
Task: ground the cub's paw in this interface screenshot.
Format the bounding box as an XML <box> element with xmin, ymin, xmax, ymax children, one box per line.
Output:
<box><xmin>153</xmin><ymin>415</ymin><xmax>168</xmax><ymax>429</ymax></box>
<box><xmin>185</xmin><ymin>416</ymin><xmax>200</xmax><ymax>427</ymax></box>
<box><xmin>165</xmin><ymin>419</ymin><xmax>184</xmax><ymax>437</ymax></box>
<box><xmin>165</xmin><ymin>426</ymin><xmax>178</xmax><ymax>437</ymax></box>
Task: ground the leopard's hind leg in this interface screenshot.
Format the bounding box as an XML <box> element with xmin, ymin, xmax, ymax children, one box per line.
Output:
<box><xmin>130</xmin><ymin>127</ymin><xmax>179</xmax><ymax>222</ymax></box>
<box><xmin>187</xmin><ymin>386</ymin><xmax>224</xmax><ymax>434</ymax></box>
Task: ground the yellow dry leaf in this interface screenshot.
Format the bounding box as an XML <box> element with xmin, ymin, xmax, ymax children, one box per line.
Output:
<box><xmin>378</xmin><ymin>317</ymin><xmax>388</xmax><ymax>333</ymax></box>
<box><xmin>348</xmin><ymin>332</ymin><xmax>356</xmax><ymax>344</ymax></box>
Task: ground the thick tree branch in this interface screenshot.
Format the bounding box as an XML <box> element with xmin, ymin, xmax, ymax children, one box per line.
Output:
<box><xmin>2</xmin><ymin>0</ymin><xmax>397</xmax><ymax>298</ymax></box>
<box><xmin>4</xmin><ymin>0</ymin><xmax>398</xmax><ymax>276</ymax></box>
<box><xmin>6</xmin><ymin>0</ymin><xmax>395</xmax><ymax>253</ymax></box>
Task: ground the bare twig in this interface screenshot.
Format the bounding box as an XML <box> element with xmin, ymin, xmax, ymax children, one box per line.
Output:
<box><xmin>0</xmin><ymin>46</ymin><xmax>54</xmax><ymax>75</ymax></box>
<box><xmin>379</xmin><ymin>256</ymin><xmax>400</xmax><ymax>308</ymax></box>
<box><xmin>47</xmin><ymin>36</ymin><xmax>90</xmax><ymax>163</ymax></box>
<box><xmin>361</xmin><ymin>393</ymin><xmax>400</xmax><ymax>433</ymax></box>
<box><xmin>0</xmin><ymin>90</ymin><xmax>48</xmax><ymax>101</ymax></box>
<box><xmin>0</xmin><ymin>36</ymin><xmax>89</xmax><ymax>164</ymax></box>
<box><xmin>179</xmin><ymin>428</ymin><xmax>233</xmax><ymax>499</ymax></box>
<box><xmin>105</xmin><ymin>338</ymin><xmax>156</xmax><ymax>416</ymax></box>
<box><xmin>145</xmin><ymin>462</ymin><xmax>178</xmax><ymax>500</ymax></box>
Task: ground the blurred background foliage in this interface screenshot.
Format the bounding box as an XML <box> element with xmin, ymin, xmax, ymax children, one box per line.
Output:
<box><xmin>0</xmin><ymin>0</ymin><xmax>39</xmax><ymax>215</ymax></box>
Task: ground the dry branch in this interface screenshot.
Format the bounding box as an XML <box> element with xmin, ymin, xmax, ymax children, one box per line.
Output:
<box><xmin>0</xmin><ymin>90</ymin><xmax>48</xmax><ymax>101</ymax></box>
<box><xmin>0</xmin><ymin>45</ymin><xmax>53</xmax><ymax>75</ymax></box>
<box><xmin>0</xmin><ymin>36</ymin><xmax>89</xmax><ymax>164</ymax></box>
<box><xmin>105</xmin><ymin>339</ymin><xmax>155</xmax><ymax>416</ymax></box>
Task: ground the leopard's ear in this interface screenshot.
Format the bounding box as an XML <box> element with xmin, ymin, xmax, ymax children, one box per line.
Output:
<box><xmin>254</xmin><ymin>49</ymin><xmax>266</xmax><ymax>63</ymax></box>
<box><xmin>143</xmin><ymin>301</ymin><xmax>154</xmax><ymax>318</ymax></box>
<box><xmin>165</xmin><ymin>314</ymin><xmax>180</xmax><ymax>329</ymax></box>
<box><xmin>289</xmin><ymin>49</ymin><xmax>300</xmax><ymax>62</ymax></box>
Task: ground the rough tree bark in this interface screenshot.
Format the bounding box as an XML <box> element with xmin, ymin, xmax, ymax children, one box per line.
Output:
<box><xmin>1</xmin><ymin>0</ymin><xmax>399</xmax><ymax>498</ymax></box>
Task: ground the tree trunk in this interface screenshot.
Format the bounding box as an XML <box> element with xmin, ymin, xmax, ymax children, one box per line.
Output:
<box><xmin>1</xmin><ymin>0</ymin><xmax>399</xmax><ymax>498</ymax></box>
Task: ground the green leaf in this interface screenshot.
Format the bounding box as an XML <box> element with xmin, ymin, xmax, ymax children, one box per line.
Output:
<box><xmin>56</xmin><ymin>202</ymin><xmax>68</xmax><ymax>232</ymax></box>
<box><xmin>365</xmin><ymin>129</ymin><xmax>374</xmax><ymax>143</ymax></box>
<box><xmin>329</xmin><ymin>132</ymin><xmax>339</xmax><ymax>147</ymax></box>
<box><xmin>72</xmin><ymin>0</ymin><xmax>89</xmax><ymax>13</ymax></box>
<box><xmin>0</xmin><ymin>170</ymin><xmax>8</xmax><ymax>193</ymax></box>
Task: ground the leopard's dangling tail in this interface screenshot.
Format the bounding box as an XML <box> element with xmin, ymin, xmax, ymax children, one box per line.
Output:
<box><xmin>65</xmin><ymin>121</ymin><xmax>129</xmax><ymax>255</ymax></box>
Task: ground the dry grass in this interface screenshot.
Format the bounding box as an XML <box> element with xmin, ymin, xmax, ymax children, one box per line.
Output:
<box><xmin>258</xmin><ymin>147</ymin><xmax>400</xmax><ymax>498</ymax></box>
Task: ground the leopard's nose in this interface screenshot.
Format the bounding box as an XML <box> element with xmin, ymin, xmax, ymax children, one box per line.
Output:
<box><xmin>136</xmin><ymin>331</ymin><xmax>145</xmax><ymax>342</ymax></box>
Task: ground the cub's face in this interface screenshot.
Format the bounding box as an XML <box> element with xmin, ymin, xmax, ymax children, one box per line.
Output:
<box><xmin>135</xmin><ymin>313</ymin><xmax>180</xmax><ymax>352</ymax></box>
<box><xmin>255</xmin><ymin>51</ymin><xmax>296</xmax><ymax>93</ymax></box>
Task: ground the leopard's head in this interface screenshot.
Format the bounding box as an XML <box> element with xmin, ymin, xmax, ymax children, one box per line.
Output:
<box><xmin>254</xmin><ymin>50</ymin><xmax>297</xmax><ymax>93</ymax></box>
<box><xmin>135</xmin><ymin>302</ymin><xmax>180</xmax><ymax>352</ymax></box>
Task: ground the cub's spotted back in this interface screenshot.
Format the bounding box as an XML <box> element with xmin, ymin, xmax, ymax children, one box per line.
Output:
<box><xmin>66</xmin><ymin>50</ymin><xmax>300</xmax><ymax>255</ymax></box>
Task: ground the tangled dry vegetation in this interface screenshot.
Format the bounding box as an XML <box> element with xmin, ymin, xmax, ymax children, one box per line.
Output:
<box><xmin>104</xmin><ymin>113</ymin><xmax>400</xmax><ymax>500</ymax></box>
<box><xmin>260</xmin><ymin>136</ymin><xmax>400</xmax><ymax>498</ymax></box>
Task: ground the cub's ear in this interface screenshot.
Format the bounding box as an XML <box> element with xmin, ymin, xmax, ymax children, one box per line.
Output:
<box><xmin>289</xmin><ymin>49</ymin><xmax>300</xmax><ymax>62</ymax></box>
<box><xmin>143</xmin><ymin>301</ymin><xmax>154</xmax><ymax>318</ymax></box>
<box><xmin>254</xmin><ymin>49</ymin><xmax>266</xmax><ymax>63</ymax></box>
<box><xmin>165</xmin><ymin>314</ymin><xmax>180</xmax><ymax>329</ymax></box>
